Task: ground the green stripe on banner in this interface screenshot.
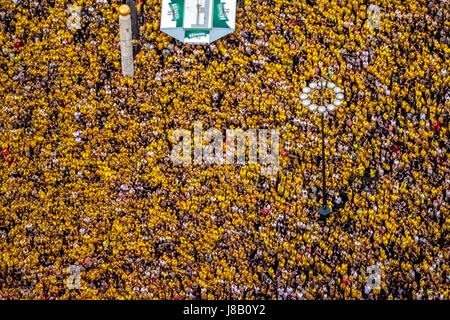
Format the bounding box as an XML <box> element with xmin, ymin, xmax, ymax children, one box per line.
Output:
<box><xmin>169</xmin><ymin>0</ymin><xmax>184</xmax><ymax>27</ymax></box>
<box><xmin>213</xmin><ymin>0</ymin><xmax>230</xmax><ymax>28</ymax></box>
<box><xmin>185</xmin><ymin>29</ymin><xmax>210</xmax><ymax>39</ymax></box>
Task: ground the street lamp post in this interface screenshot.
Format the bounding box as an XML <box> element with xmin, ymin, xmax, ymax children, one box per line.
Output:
<box><xmin>319</xmin><ymin>108</ymin><xmax>329</xmax><ymax>217</ymax></box>
<box><xmin>301</xmin><ymin>79</ymin><xmax>344</xmax><ymax>218</ymax></box>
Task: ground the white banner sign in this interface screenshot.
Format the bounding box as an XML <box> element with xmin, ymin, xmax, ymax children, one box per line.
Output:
<box><xmin>160</xmin><ymin>0</ymin><xmax>236</xmax><ymax>44</ymax></box>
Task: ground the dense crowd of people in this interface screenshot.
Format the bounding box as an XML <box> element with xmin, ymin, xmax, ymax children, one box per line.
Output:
<box><xmin>0</xmin><ymin>0</ymin><xmax>448</xmax><ymax>299</ymax></box>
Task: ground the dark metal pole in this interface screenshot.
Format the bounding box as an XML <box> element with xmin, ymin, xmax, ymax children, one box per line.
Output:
<box><xmin>321</xmin><ymin>112</ymin><xmax>327</xmax><ymax>208</ymax></box>
<box><xmin>318</xmin><ymin>79</ymin><xmax>330</xmax><ymax>218</ymax></box>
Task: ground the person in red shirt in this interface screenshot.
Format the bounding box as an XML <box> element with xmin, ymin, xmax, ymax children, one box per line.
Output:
<box><xmin>431</xmin><ymin>120</ymin><xmax>441</xmax><ymax>132</ymax></box>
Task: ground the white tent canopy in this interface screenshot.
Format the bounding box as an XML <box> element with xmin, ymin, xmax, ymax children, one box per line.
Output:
<box><xmin>160</xmin><ymin>0</ymin><xmax>236</xmax><ymax>44</ymax></box>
